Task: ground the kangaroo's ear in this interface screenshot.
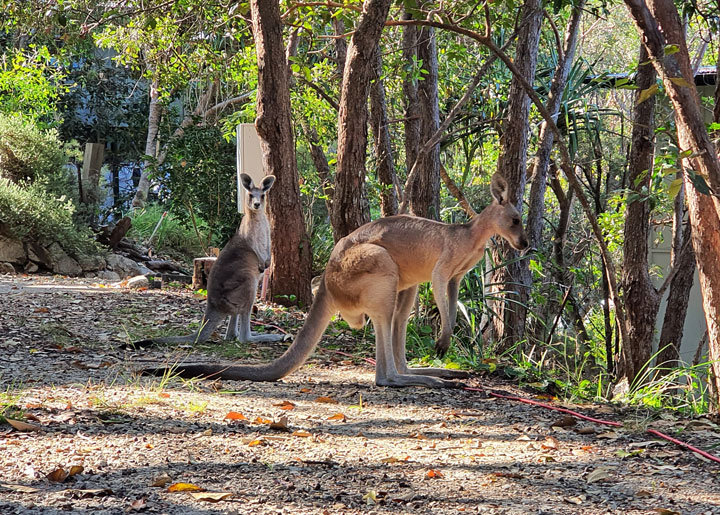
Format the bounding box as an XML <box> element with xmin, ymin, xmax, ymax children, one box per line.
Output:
<box><xmin>261</xmin><ymin>175</ymin><xmax>276</xmax><ymax>192</ymax></box>
<box><xmin>240</xmin><ymin>173</ymin><xmax>254</xmax><ymax>192</ymax></box>
<box><xmin>490</xmin><ymin>173</ymin><xmax>509</xmax><ymax>205</ymax></box>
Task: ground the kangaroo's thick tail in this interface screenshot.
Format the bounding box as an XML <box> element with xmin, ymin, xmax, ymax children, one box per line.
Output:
<box><xmin>145</xmin><ymin>282</ymin><xmax>335</xmax><ymax>381</ymax></box>
<box><xmin>132</xmin><ymin>309</ymin><xmax>225</xmax><ymax>348</ymax></box>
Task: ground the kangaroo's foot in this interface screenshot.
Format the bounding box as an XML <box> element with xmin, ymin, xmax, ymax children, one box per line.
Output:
<box><xmin>402</xmin><ymin>367</ymin><xmax>470</xmax><ymax>379</ymax></box>
<box><xmin>247</xmin><ymin>333</ymin><xmax>286</xmax><ymax>343</ymax></box>
<box><xmin>375</xmin><ymin>373</ymin><xmax>464</xmax><ymax>389</ymax></box>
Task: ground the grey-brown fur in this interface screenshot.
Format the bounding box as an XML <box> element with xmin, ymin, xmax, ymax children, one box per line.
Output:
<box><xmin>146</xmin><ymin>174</ymin><xmax>529</xmax><ymax>387</ymax></box>
<box><xmin>134</xmin><ymin>173</ymin><xmax>283</xmax><ymax>347</ymax></box>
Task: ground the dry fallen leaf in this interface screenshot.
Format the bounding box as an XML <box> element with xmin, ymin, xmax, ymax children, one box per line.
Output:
<box><xmin>6</xmin><ymin>418</ymin><xmax>42</xmax><ymax>432</ymax></box>
<box><xmin>224</xmin><ymin>411</ymin><xmax>247</xmax><ymax>421</ymax></box>
<box><xmin>327</xmin><ymin>412</ymin><xmax>346</xmax><ymax>421</ymax></box>
<box><xmin>253</xmin><ymin>417</ymin><xmax>272</xmax><ymax>425</ymax></box>
<box><xmin>189</xmin><ymin>491</ymin><xmax>233</xmax><ymax>502</ymax></box>
<box><xmin>0</xmin><ymin>483</ymin><xmax>40</xmax><ymax>493</ymax></box>
<box><xmin>167</xmin><ymin>482</ymin><xmax>204</xmax><ymax>493</ymax></box>
<box><xmin>586</xmin><ymin>467</ymin><xmax>611</xmax><ymax>484</ymax></box>
<box><xmin>269</xmin><ymin>416</ymin><xmax>290</xmax><ymax>432</ymax></box>
<box><xmin>314</xmin><ymin>396</ymin><xmax>338</xmax><ymax>404</ymax></box>
<box><xmin>68</xmin><ymin>465</ymin><xmax>84</xmax><ymax>477</ymax></box>
<box><xmin>273</xmin><ymin>401</ymin><xmax>296</xmax><ymax>411</ymax></box>
<box><xmin>151</xmin><ymin>473</ymin><xmax>172</xmax><ymax>487</ymax></box>
<box><xmin>550</xmin><ymin>415</ymin><xmax>577</xmax><ymax>428</ymax></box>
<box><xmin>292</xmin><ymin>430</ymin><xmax>312</xmax><ymax>438</ymax></box>
<box><xmin>426</xmin><ymin>469</ymin><xmax>444</xmax><ymax>479</ymax></box>
<box><xmin>46</xmin><ymin>468</ymin><xmax>69</xmax><ymax>483</ymax></box>
<box><xmin>247</xmin><ymin>439</ymin><xmax>266</xmax><ymax>447</ymax></box>
<box><xmin>653</xmin><ymin>509</ymin><xmax>681</xmax><ymax>515</ymax></box>
<box><xmin>299</xmin><ymin>388</ymin><xmax>312</xmax><ymax>393</ymax></box>
<box><xmin>381</xmin><ymin>456</ymin><xmax>408</xmax><ymax>464</ymax></box>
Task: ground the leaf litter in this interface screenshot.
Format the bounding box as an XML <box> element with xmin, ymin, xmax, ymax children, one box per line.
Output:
<box><xmin>0</xmin><ymin>276</ymin><xmax>719</xmax><ymax>513</ymax></box>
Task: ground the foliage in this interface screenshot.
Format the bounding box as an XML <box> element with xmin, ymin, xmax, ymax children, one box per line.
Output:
<box><xmin>157</xmin><ymin>125</ymin><xmax>240</xmax><ymax>247</ymax></box>
<box><xmin>0</xmin><ymin>113</ymin><xmax>80</xmax><ymax>199</ymax></box>
<box><xmin>0</xmin><ymin>45</ymin><xmax>66</xmax><ymax>123</ymax></box>
<box><xmin>0</xmin><ymin>178</ymin><xmax>99</xmax><ymax>257</ymax></box>
<box><xmin>126</xmin><ymin>204</ymin><xmax>210</xmax><ymax>262</ymax></box>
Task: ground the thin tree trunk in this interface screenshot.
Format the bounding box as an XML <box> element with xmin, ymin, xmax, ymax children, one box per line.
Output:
<box><xmin>618</xmin><ymin>45</ymin><xmax>660</xmax><ymax>383</ymax></box>
<box><xmin>407</xmin><ymin>23</ymin><xmax>441</xmax><ymax>219</ymax></box>
<box><xmin>402</xmin><ymin>10</ymin><xmax>420</xmax><ymax>185</ymax></box>
<box><xmin>624</xmin><ymin>0</ymin><xmax>720</xmax><ymax>410</ymax></box>
<box><xmin>250</xmin><ymin>0</ymin><xmax>312</xmax><ymax>307</ymax></box>
<box><xmin>369</xmin><ymin>45</ymin><xmax>398</xmax><ymax>217</ymax></box>
<box><xmin>656</xmin><ymin>223</ymin><xmax>695</xmax><ymax>369</ymax></box>
<box><xmin>491</xmin><ymin>0</ymin><xmax>543</xmax><ymax>347</ymax></box>
<box><xmin>132</xmin><ymin>79</ymin><xmax>161</xmax><ymax>208</ymax></box>
<box><xmin>527</xmin><ymin>1</ymin><xmax>584</xmax><ymax>248</ymax></box>
<box><xmin>331</xmin><ymin>0</ymin><xmax>392</xmax><ymax>241</ymax></box>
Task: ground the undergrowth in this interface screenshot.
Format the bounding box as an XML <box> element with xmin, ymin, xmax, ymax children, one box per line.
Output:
<box><xmin>127</xmin><ymin>204</ymin><xmax>214</xmax><ymax>262</ymax></box>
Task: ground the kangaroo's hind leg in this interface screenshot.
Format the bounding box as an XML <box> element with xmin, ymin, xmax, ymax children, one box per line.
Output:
<box><xmin>391</xmin><ymin>285</ymin><xmax>468</xmax><ymax>380</ymax></box>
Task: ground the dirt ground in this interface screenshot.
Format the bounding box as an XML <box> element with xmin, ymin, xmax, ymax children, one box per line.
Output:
<box><xmin>1</xmin><ymin>275</ymin><xmax>719</xmax><ymax>515</ymax></box>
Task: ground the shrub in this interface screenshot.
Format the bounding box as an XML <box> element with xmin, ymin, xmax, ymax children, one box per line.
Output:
<box><xmin>127</xmin><ymin>204</ymin><xmax>211</xmax><ymax>262</ymax></box>
<box><xmin>0</xmin><ymin>178</ymin><xmax>99</xmax><ymax>257</ymax></box>
<box><xmin>0</xmin><ymin>113</ymin><xmax>80</xmax><ymax>199</ymax></box>
<box><xmin>158</xmin><ymin>125</ymin><xmax>240</xmax><ymax>244</ymax></box>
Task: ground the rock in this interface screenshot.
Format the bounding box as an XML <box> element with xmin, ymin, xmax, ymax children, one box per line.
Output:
<box><xmin>25</xmin><ymin>242</ymin><xmax>52</xmax><ymax>268</ymax></box>
<box><xmin>106</xmin><ymin>253</ymin><xmax>151</xmax><ymax>279</ymax></box>
<box><xmin>96</xmin><ymin>270</ymin><xmax>121</xmax><ymax>281</ymax></box>
<box><xmin>0</xmin><ymin>235</ymin><xmax>27</xmax><ymax>265</ymax></box>
<box><xmin>48</xmin><ymin>242</ymin><xmax>82</xmax><ymax>276</ymax></box>
<box><xmin>78</xmin><ymin>254</ymin><xmax>107</xmax><ymax>272</ymax></box>
<box><xmin>24</xmin><ymin>261</ymin><xmax>39</xmax><ymax>273</ymax></box>
<box><xmin>0</xmin><ymin>262</ymin><xmax>16</xmax><ymax>275</ymax></box>
<box><xmin>126</xmin><ymin>275</ymin><xmax>149</xmax><ymax>289</ymax></box>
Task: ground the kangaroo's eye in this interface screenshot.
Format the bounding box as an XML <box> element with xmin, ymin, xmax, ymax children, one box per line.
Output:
<box><xmin>513</xmin><ymin>218</ymin><xmax>520</xmax><ymax>225</ymax></box>
<box><xmin>261</xmin><ymin>194</ymin><xmax>265</xmax><ymax>200</ymax></box>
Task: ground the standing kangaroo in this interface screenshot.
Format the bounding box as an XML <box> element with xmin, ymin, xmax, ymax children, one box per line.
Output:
<box><xmin>135</xmin><ymin>173</ymin><xmax>284</xmax><ymax>346</ymax></box>
<box><xmin>148</xmin><ymin>174</ymin><xmax>529</xmax><ymax>387</ymax></box>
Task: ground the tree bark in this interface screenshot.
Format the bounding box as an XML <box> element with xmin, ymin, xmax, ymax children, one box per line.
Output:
<box><xmin>132</xmin><ymin>79</ymin><xmax>160</xmax><ymax>208</ymax></box>
<box><xmin>491</xmin><ymin>0</ymin><xmax>543</xmax><ymax>347</ymax></box>
<box><xmin>526</xmin><ymin>1</ymin><xmax>584</xmax><ymax>248</ymax></box>
<box><xmin>656</xmin><ymin>223</ymin><xmax>695</xmax><ymax>370</ymax></box>
<box><xmin>402</xmin><ymin>10</ymin><xmax>420</xmax><ymax>186</ymax></box>
<box><xmin>331</xmin><ymin>0</ymin><xmax>392</xmax><ymax>241</ymax></box>
<box><xmin>407</xmin><ymin>23</ymin><xmax>441</xmax><ymax>219</ymax></box>
<box><xmin>369</xmin><ymin>45</ymin><xmax>398</xmax><ymax>217</ymax></box>
<box><xmin>624</xmin><ymin>0</ymin><xmax>720</xmax><ymax>410</ymax></box>
<box><xmin>251</xmin><ymin>0</ymin><xmax>312</xmax><ymax>307</ymax></box>
<box><xmin>617</xmin><ymin>45</ymin><xmax>660</xmax><ymax>383</ymax></box>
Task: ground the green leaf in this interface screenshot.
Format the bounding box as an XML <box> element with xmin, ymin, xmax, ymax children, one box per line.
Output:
<box><xmin>688</xmin><ymin>171</ymin><xmax>711</xmax><ymax>195</ymax></box>
<box><xmin>668</xmin><ymin>178</ymin><xmax>683</xmax><ymax>198</ymax></box>
<box><xmin>664</xmin><ymin>44</ymin><xmax>680</xmax><ymax>56</ymax></box>
<box><xmin>636</xmin><ymin>83</ymin><xmax>658</xmax><ymax>105</ymax></box>
<box><xmin>669</xmin><ymin>77</ymin><xmax>692</xmax><ymax>88</ymax></box>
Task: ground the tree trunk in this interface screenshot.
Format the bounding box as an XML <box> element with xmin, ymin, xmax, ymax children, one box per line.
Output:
<box><xmin>407</xmin><ymin>24</ymin><xmax>441</xmax><ymax>220</ymax></box>
<box><xmin>656</xmin><ymin>223</ymin><xmax>695</xmax><ymax>369</ymax></box>
<box><xmin>369</xmin><ymin>45</ymin><xmax>398</xmax><ymax>217</ymax></box>
<box><xmin>491</xmin><ymin>0</ymin><xmax>543</xmax><ymax>347</ymax></box>
<box><xmin>331</xmin><ymin>0</ymin><xmax>392</xmax><ymax>241</ymax></box>
<box><xmin>132</xmin><ymin>79</ymin><xmax>160</xmax><ymax>208</ymax></box>
<box><xmin>624</xmin><ymin>0</ymin><xmax>720</xmax><ymax>410</ymax></box>
<box><xmin>617</xmin><ymin>45</ymin><xmax>660</xmax><ymax>383</ymax></box>
<box><xmin>250</xmin><ymin>0</ymin><xmax>312</xmax><ymax>307</ymax></box>
<box><xmin>402</xmin><ymin>10</ymin><xmax>420</xmax><ymax>185</ymax></box>
<box><xmin>526</xmin><ymin>1</ymin><xmax>584</xmax><ymax>248</ymax></box>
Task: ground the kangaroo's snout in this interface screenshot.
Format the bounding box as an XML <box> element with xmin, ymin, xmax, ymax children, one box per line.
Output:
<box><xmin>515</xmin><ymin>237</ymin><xmax>529</xmax><ymax>251</ymax></box>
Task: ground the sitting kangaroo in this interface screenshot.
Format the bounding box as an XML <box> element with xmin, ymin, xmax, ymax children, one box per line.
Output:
<box><xmin>135</xmin><ymin>173</ymin><xmax>284</xmax><ymax>346</ymax></box>
<box><xmin>148</xmin><ymin>173</ymin><xmax>529</xmax><ymax>387</ymax></box>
